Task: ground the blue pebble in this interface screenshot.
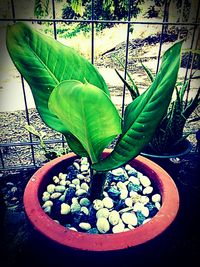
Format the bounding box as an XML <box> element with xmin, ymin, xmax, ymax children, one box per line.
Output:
<box><xmin>87</xmin><ymin>228</ymin><xmax>99</xmax><ymax>234</ymax></box>
<box><xmin>114</xmin><ymin>199</ymin><xmax>126</xmax><ymax>211</ymax></box>
<box><xmin>65</xmin><ymin>187</ymin><xmax>76</xmax><ymax>203</ymax></box>
<box><xmin>73</xmin><ymin>211</ymin><xmax>88</xmax><ymax>226</ymax></box>
<box><xmin>87</xmin><ymin>207</ymin><xmax>97</xmax><ymax>227</ymax></box>
<box><xmin>107</xmin><ymin>187</ymin><xmax>121</xmax><ymax>199</ymax></box>
<box><xmin>67</xmin><ymin>166</ymin><xmax>80</xmax><ymax>180</ymax></box>
<box><xmin>127</xmin><ymin>182</ymin><xmax>142</xmax><ymax>192</ymax></box>
<box><xmin>136</xmin><ymin>211</ymin><xmax>146</xmax><ymax>225</ymax></box>
<box><xmin>112</xmin><ymin>175</ymin><xmax>126</xmax><ymax>182</ymax></box>
<box><xmin>51</xmin><ymin>199</ymin><xmax>62</xmax><ymax>218</ymax></box>
<box><xmin>146</xmin><ymin>202</ymin><xmax>158</xmax><ymax>217</ymax></box>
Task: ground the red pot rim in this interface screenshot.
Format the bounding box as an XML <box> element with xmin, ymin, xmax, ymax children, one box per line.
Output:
<box><xmin>23</xmin><ymin>149</ymin><xmax>179</xmax><ymax>251</ymax></box>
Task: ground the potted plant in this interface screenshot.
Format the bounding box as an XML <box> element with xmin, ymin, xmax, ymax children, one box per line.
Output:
<box><xmin>115</xmin><ymin>54</ymin><xmax>200</xmax><ymax>175</ymax></box>
<box><xmin>6</xmin><ymin>22</ymin><xmax>181</xmax><ymax>251</ymax></box>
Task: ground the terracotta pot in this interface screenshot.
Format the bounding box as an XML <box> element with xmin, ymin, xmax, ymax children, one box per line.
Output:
<box><xmin>23</xmin><ymin>150</ymin><xmax>179</xmax><ymax>251</ymax></box>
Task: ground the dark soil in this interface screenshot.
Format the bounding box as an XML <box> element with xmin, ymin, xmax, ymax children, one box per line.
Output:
<box><xmin>0</xmin><ymin>150</ymin><xmax>200</xmax><ymax>267</ymax></box>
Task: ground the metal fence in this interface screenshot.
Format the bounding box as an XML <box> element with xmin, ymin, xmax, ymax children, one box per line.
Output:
<box><xmin>0</xmin><ymin>0</ymin><xmax>199</xmax><ymax>171</ymax></box>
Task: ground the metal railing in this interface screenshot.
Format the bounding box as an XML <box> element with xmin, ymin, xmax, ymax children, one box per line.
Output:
<box><xmin>0</xmin><ymin>0</ymin><xmax>199</xmax><ymax>171</ymax></box>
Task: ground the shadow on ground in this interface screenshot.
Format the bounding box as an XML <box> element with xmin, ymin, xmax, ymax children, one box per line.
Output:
<box><xmin>0</xmin><ymin>152</ymin><xmax>199</xmax><ymax>267</ymax></box>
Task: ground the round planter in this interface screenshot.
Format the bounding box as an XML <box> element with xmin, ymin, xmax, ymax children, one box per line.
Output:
<box><xmin>23</xmin><ymin>150</ymin><xmax>179</xmax><ymax>251</ymax></box>
<box><xmin>140</xmin><ymin>139</ymin><xmax>192</xmax><ymax>176</ymax></box>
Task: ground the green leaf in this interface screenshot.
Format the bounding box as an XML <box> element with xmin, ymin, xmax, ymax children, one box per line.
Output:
<box><xmin>140</xmin><ymin>60</ymin><xmax>155</xmax><ymax>82</ymax></box>
<box><xmin>6</xmin><ymin>22</ymin><xmax>109</xmax><ymax>156</ymax></box>
<box><xmin>48</xmin><ymin>80</ymin><xmax>121</xmax><ymax>163</ymax></box>
<box><xmin>93</xmin><ymin>40</ymin><xmax>183</xmax><ymax>171</ymax></box>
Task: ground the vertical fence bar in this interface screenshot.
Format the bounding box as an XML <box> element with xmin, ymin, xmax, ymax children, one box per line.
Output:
<box><xmin>91</xmin><ymin>0</ymin><xmax>94</xmax><ymax>64</ymax></box>
<box><xmin>156</xmin><ymin>1</ymin><xmax>168</xmax><ymax>74</ymax></box>
<box><xmin>52</xmin><ymin>0</ymin><xmax>57</xmax><ymax>39</ymax></box>
<box><xmin>10</xmin><ymin>0</ymin><xmax>36</xmax><ymax>166</ymax></box>
<box><xmin>184</xmin><ymin>1</ymin><xmax>200</xmax><ymax>107</ymax></box>
<box><xmin>121</xmin><ymin>0</ymin><xmax>131</xmax><ymax>118</ymax></box>
<box><xmin>0</xmin><ymin>148</ymin><xmax>5</xmax><ymax>169</ymax></box>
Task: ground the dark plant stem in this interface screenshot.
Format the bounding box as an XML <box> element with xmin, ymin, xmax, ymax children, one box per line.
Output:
<box><xmin>89</xmin><ymin>169</ymin><xmax>107</xmax><ymax>201</ymax></box>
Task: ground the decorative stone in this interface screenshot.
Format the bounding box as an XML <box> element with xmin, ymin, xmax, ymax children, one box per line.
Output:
<box><xmin>103</xmin><ymin>191</ymin><xmax>108</xmax><ymax>197</ymax></box>
<box><xmin>71</xmin><ymin>197</ymin><xmax>79</xmax><ymax>204</ymax></box>
<box><xmin>72</xmin><ymin>178</ymin><xmax>80</xmax><ymax>186</ymax></box>
<box><xmin>81</xmin><ymin>206</ymin><xmax>89</xmax><ymax>215</ymax></box>
<box><xmin>81</xmin><ymin>182</ymin><xmax>89</xmax><ymax>192</ymax></box>
<box><xmin>143</xmin><ymin>186</ymin><xmax>153</xmax><ymax>195</ymax></box>
<box><xmin>155</xmin><ymin>201</ymin><xmax>161</xmax><ymax>210</ymax></box>
<box><xmin>47</xmin><ymin>184</ymin><xmax>56</xmax><ymax>194</ymax></box>
<box><xmin>139</xmin><ymin>176</ymin><xmax>151</xmax><ymax>187</ymax></box>
<box><xmin>60</xmin><ymin>203</ymin><xmax>71</xmax><ymax>215</ymax></box>
<box><xmin>143</xmin><ymin>218</ymin><xmax>151</xmax><ymax>224</ymax></box>
<box><xmin>77</xmin><ymin>174</ymin><xmax>85</xmax><ymax>180</ymax></box>
<box><xmin>125</xmin><ymin>164</ymin><xmax>133</xmax><ymax>171</ymax></box>
<box><xmin>69</xmin><ymin>227</ymin><xmax>78</xmax><ymax>231</ymax></box>
<box><xmin>111</xmin><ymin>168</ymin><xmax>125</xmax><ymax>176</ymax></box>
<box><xmin>65</xmin><ymin>187</ymin><xmax>76</xmax><ymax>202</ymax></box>
<box><xmin>81</xmin><ymin>164</ymin><xmax>89</xmax><ymax>172</ymax></box>
<box><xmin>79</xmin><ymin>222</ymin><xmax>91</xmax><ymax>231</ymax></box>
<box><xmin>80</xmin><ymin>197</ymin><xmax>91</xmax><ymax>207</ymax></box>
<box><xmin>128</xmin><ymin>224</ymin><xmax>135</xmax><ymax>230</ymax></box>
<box><xmin>76</xmin><ymin>188</ymin><xmax>87</xmax><ymax>196</ymax></box>
<box><xmin>129</xmin><ymin>176</ymin><xmax>140</xmax><ymax>185</ymax></box>
<box><xmin>125</xmin><ymin>197</ymin><xmax>133</xmax><ymax>207</ymax></box>
<box><xmin>59</xmin><ymin>173</ymin><xmax>67</xmax><ymax>180</ymax></box>
<box><xmin>50</xmin><ymin>192</ymin><xmax>62</xmax><ymax>199</ymax></box>
<box><xmin>117</xmin><ymin>181</ymin><xmax>127</xmax><ymax>190</ymax></box>
<box><xmin>140</xmin><ymin>196</ymin><xmax>150</xmax><ymax>205</ymax></box>
<box><xmin>107</xmin><ymin>187</ymin><xmax>121</xmax><ymax>199</ymax></box>
<box><xmin>133</xmin><ymin>202</ymin><xmax>144</xmax><ymax>212</ymax></box>
<box><xmin>102</xmin><ymin>197</ymin><xmax>114</xmax><ymax>209</ymax></box>
<box><xmin>59</xmin><ymin>180</ymin><xmax>68</xmax><ymax>186</ymax></box>
<box><xmin>96</xmin><ymin>217</ymin><xmax>110</xmax><ymax>233</ymax></box>
<box><xmin>141</xmin><ymin>206</ymin><xmax>149</xmax><ymax>217</ymax></box>
<box><xmin>136</xmin><ymin>211</ymin><xmax>146</xmax><ymax>225</ymax></box>
<box><xmin>59</xmin><ymin>194</ymin><xmax>66</xmax><ymax>202</ymax></box>
<box><xmin>152</xmin><ymin>194</ymin><xmax>161</xmax><ymax>203</ymax></box>
<box><xmin>44</xmin><ymin>206</ymin><xmax>51</xmax><ymax>214</ymax></box>
<box><xmin>87</xmin><ymin>228</ymin><xmax>99</xmax><ymax>234</ymax></box>
<box><xmin>112</xmin><ymin>222</ymin><xmax>125</xmax><ymax>233</ymax></box>
<box><xmin>129</xmin><ymin>191</ymin><xmax>141</xmax><ymax>203</ymax></box>
<box><xmin>73</xmin><ymin>162</ymin><xmax>80</xmax><ymax>170</ymax></box>
<box><xmin>120</xmin><ymin>189</ymin><xmax>128</xmax><ymax>200</ymax></box>
<box><xmin>96</xmin><ymin>208</ymin><xmax>109</xmax><ymax>219</ymax></box>
<box><xmin>119</xmin><ymin>207</ymin><xmax>134</xmax><ymax>214</ymax></box>
<box><xmin>53</xmin><ymin>176</ymin><xmax>60</xmax><ymax>184</ymax></box>
<box><xmin>93</xmin><ymin>199</ymin><xmax>104</xmax><ymax>210</ymax></box>
<box><xmin>76</xmin><ymin>185</ymin><xmax>80</xmax><ymax>190</ymax></box>
<box><xmin>42</xmin><ymin>200</ymin><xmax>53</xmax><ymax>208</ymax></box>
<box><xmin>42</xmin><ymin>191</ymin><xmax>50</xmax><ymax>201</ymax></box>
<box><xmin>71</xmin><ymin>202</ymin><xmax>81</xmax><ymax>213</ymax></box>
<box><xmin>108</xmin><ymin>210</ymin><xmax>120</xmax><ymax>225</ymax></box>
<box><xmin>55</xmin><ymin>185</ymin><xmax>66</xmax><ymax>193</ymax></box>
<box><xmin>81</xmin><ymin>157</ymin><xmax>88</xmax><ymax>165</ymax></box>
<box><xmin>121</xmin><ymin>212</ymin><xmax>137</xmax><ymax>226</ymax></box>
<box><xmin>127</xmin><ymin>182</ymin><xmax>141</xmax><ymax>192</ymax></box>
<box><xmin>69</xmin><ymin>184</ymin><xmax>76</xmax><ymax>188</ymax></box>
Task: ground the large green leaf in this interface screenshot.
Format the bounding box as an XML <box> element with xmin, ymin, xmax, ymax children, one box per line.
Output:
<box><xmin>93</xmin><ymin>40</ymin><xmax>183</xmax><ymax>171</ymax></box>
<box><xmin>48</xmin><ymin>80</ymin><xmax>121</xmax><ymax>163</ymax></box>
<box><xmin>6</xmin><ymin>22</ymin><xmax>109</xmax><ymax>156</ymax></box>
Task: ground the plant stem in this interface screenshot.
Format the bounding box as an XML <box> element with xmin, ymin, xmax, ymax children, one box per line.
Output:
<box><xmin>89</xmin><ymin>169</ymin><xmax>107</xmax><ymax>201</ymax></box>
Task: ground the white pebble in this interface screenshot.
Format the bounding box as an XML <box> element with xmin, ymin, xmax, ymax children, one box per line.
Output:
<box><xmin>111</xmin><ymin>168</ymin><xmax>125</xmax><ymax>176</ymax></box>
<box><xmin>76</xmin><ymin>185</ymin><xmax>80</xmax><ymax>190</ymax></box>
<box><xmin>59</xmin><ymin>180</ymin><xmax>68</xmax><ymax>186</ymax></box>
<box><xmin>120</xmin><ymin>189</ymin><xmax>128</xmax><ymax>200</ymax></box>
<box><xmin>42</xmin><ymin>200</ymin><xmax>53</xmax><ymax>208</ymax></box>
<box><xmin>128</xmin><ymin>224</ymin><xmax>135</xmax><ymax>230</ymax></box>
<box><xmin>73</xmin><ymin>162</ymin><xmax>80</xmax><ymax>170</ymax></box>
<box><xmin>96</xmin><ymin>217</ymin><xmax>110</xmax><ymax>233</ymax></box>
<box><xmin>81</xmin><ymin>206</ymin><xmax>89</xmax><ymax>215</ymax></box>
<box><xmin>143</xmin><ymin>218</ymin><xmax>151</xmax><ymax>224</ymax></box>
<box><xmin>108</xmin><ymin>210</ymin><xmax>120</xmax><ymax>225</ymax></box>
<box><xmin>71</xmin><ymin>197</ymin><xmax>79</xmax><ymax>204</ymax></box>
<box><xmin>79</xmin><ymin>222</ymin><xmax>91</xmax><ymax>231</ymax></box>
<box><xmin>47</xmin><ymin>184</ymin><xmax>55</xmax><ymax>194</ymax></box>
<box><xmin>102</xmin><ymin>197</ymin><xmax>114</xmax><ymax>209</ymax></box>
<box><xmin>112</xmin><ymin>222</ymin><xmax>125</xmax><ymax>233</ymax></box>
<box><xmin>141</xmin><ymin>206</ymin><xmax>149</xmax><ymax>217</ymax></box>
<box><xmin>81</xmin><ymin>157</ymin><xmax>88</xmax><ymax>165</ymax></box>
<box><xmin>81</xmin><ymin>164</ymin><xmax>89</xmax><ymax>172</ymax></box>
<box><xmin>117</xmin><ymin>182</ymin><xmax>127</xmax><ymax>190</ymax></box>
<box><xmin>71</xmin><ymin>203</ymin><xmax>81</xmax><ymax>213</ymax></box>
<box><xmin>77</xmin><ymin>174</ymin><xmax>85</xmax><ymax>180</ymax></box>
<box><xmin>93</xmin><ymin>199</ymin><xmax>104</xmax><ymax>210</ymax></box>
<box><xmin>55</xmin><ymin>185</ymin><xmax>66</xmax><ymax>193</ymax></box>
<box><xmin>61</xmin><ymin>203</ymin><xmax>71</xmax><ymax>215</ymax></box>
<box><xmin>59</xmin><ymin>194</ymin><xmax>66</xmax><ymax>202</ymax></box>
<box><xmin>59</xmin><ymin>173</ymin><xmax>67</xmax><ymax>180</ymax></box>
<box><xmin>96</xmin><ymin>208</ymin><xmax>110</xmax><ymax>219</ymax></box>
<box><xmin>44</xmin><ymin>206</ymin><xmax>51</xmax><ymax>214</ymax></box>
<box><xmin>155</xmin><ymin>201</ymin><xmax>161</xmax><ymax>210</ymax></box>
<box><xmin>129</xmin><ymin>191</ymin><xmax>141</xmax><ymax>202</ymax></box>
<box><xmin>140</xmin><ymin>176</ymin><xmax>151</xmax><ymax>187</ymax></box>
<box><xmin>125</xmin><ymin>164</ymin><xmax>133</xmax><ymax>171</ymax></box>
<box><xmin>121</xmin><ymin>212</ymin><xmax>137</xmax><ymax>226</ymax></box>
<box><xmin>123</xmin><ymin>228</ymin><xmax>130</xmax><ymax>232</ymax></box>
<box><xmin>152</xmin><ymin>194</ymin><xmax>161</xmax><ymax>203</ymax></box>
<box><xmin>81</xmin><ymin>182</ymin><xmax>89</xmax><ymax>192</ymax></box>
<box><xmin>133</xmin><ymin>202</ymin><xmax>144</xmax><ymax>212</ymax></box>
<box><xmin>140</xmin><ymin>196</ymin><xmax>150</xmax><ymax>205</ymax></box>
<box><xmin>125</xmin><ymin>197</ymin><xmax>133</xmax><ymax>207</ymax></box>
<box><xmin>76</xmin><ymin>188</ymin><xmax>87</xmax><ymax>196</ymax></box>
<box><xmin>143</xmin><ymin>186</ymin><xmax>153</xmax><ymax>195</ymax></box>
<box><xmin>69</xmin><ymin>184</ymin><xmax>76</xmax><ymax>188</ymax></box>
<box><xmin>69</xmin><ymin>227</ymin><xmax>77</xmax><ymax>231</ymax></box>
<box><xmin>103</xmin><ymin>191</ymin><xmax>108</xmax><ymax>197</ymax></box>
<box><xmin>42</xmin><ymin>191</ymin><xmax>50</xmax><ymax>201</ymax></box>
<box><xmin>72</xmin><ymin>178</ymin><xmax>80</xmax><ymax>186</ymax></box>
<box><xmin>129</xmin><ymin>176</ymin><xmax>140</xmax><ymax>185</ymax></box>
<box><xmin>53</xmin><ymin>176</ymin><xmax>60</xmax><ymax>184</ymax></box>
<box><xmin>50</xmin><ymin>192</ymin><xmax>62</xmax><ymax>199</ymax></box>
